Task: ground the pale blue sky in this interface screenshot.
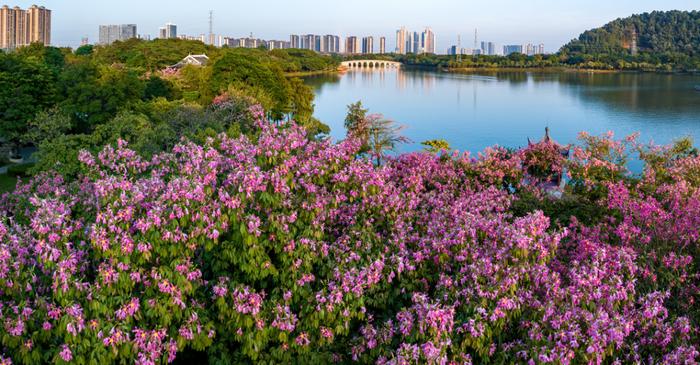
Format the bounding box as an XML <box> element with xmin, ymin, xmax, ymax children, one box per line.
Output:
<box><xmin>11</xmin><ymin>0</ymin><xmax>699</xmax><ymax>52</ymax></box>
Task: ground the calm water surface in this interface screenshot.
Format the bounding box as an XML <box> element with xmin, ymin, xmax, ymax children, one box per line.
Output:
<box><xmin>305</xmin><ymin>69</ymin><xmax>700</xmax><ymax>155</ymax></box>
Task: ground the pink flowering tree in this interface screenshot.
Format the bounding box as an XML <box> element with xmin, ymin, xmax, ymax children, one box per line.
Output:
<box><xmin>0</xmin><ymin>106</ymin><xmax>698</xmax><ymax>364</ymax></box>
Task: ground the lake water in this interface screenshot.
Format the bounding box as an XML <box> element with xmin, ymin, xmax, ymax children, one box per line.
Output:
<box><xmin>305</xmin><ymin>69</ymin><xmax>700</xmax><ymax>155</ymax></box>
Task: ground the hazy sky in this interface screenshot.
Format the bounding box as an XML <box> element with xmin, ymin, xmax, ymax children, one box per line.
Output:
<box><xmin>11</xmin><ymin>0</ymin><xmax>699</xmax><ymax>52</ymax></box>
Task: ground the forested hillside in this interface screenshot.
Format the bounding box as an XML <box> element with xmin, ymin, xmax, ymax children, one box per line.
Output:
<box><xmin>561</xmin><ymin>10</ymin><xmax>700</xmax><ymax>69</ymax></box>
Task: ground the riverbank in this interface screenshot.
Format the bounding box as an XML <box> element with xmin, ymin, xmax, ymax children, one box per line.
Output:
<box><xmin>445</xmin><ymin>66</ymin><xmax>621</xmax><ymax>74</ymax></box>
<box><xmin>443</xmin><ymin>66</ymin><xmax>698</xmax><ymax>75</ymax></box>
<box><xmin>336</xmin><ymin>59</ymin><xmax>698</xmax><ymax>74</ymax></box>
<box><xmin>285</xmin><ymin>69</ymin><xmax>339</xmax><ymax>77</ymax></box>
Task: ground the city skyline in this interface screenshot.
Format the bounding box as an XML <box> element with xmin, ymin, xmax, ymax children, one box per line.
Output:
<box><xmin>4</xmin><ymin>0</ymin><xmax>698</xmax><ymax>52</ymax></box>
<box><xmin>91</xmin><ymin>23</ymin><xmax>548</xmax><ymax>57</ymax></box>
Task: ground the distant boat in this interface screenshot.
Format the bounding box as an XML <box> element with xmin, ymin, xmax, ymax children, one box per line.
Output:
<box><xmin>695</xmin><ymin>85</ymin><xmax>700</xmax><ymax>92</ymax></box>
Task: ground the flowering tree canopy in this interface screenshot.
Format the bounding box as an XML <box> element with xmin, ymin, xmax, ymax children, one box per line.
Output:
<box><xmin>0</xmin><ymin>106</ymin><xmax>698</xmax><ymax>364</ymax></box>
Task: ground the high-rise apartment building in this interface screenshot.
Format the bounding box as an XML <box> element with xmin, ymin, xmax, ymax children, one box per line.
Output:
<box><xmin>120</xmin><ymin>25</ymin><xmax>137</xmax><ymax>42</ymax></box>
<box><xmin>525</xmin><ymin>43</ymin><xmax>545</xmax><ymax>56</ymax></box>
<box><xmin>379</xmin><ymin>36</ymin><xmax>386</xmax><ymax>54</ymax></box>
<box><xmin>290</xmin><ymin>35</ymin><xmax>300</xmax><ymax>48</ymax></box>
<box><xmin>503</xmin><ymin>44</ymin><xmax>523</xmax><ymax>56</ymax></box>
<box><xmin>319</xmin><ymin>36</ymin><xmax>327</xmax><ymax>53</ymax></box>
<box><xmin>290</xmin><ymin>34</ymin><xmax>339</xmax><ymax>53</ymax></box>
<box><xmin>396</xmin><ymin>26</ymin><xmax>435</xmax><ymax>54</ymax></box>
<box><xmin>178</xmin><ymin>34</ymin><xmax>205</xmax><ymax>42</ymax></box>
<box><xmin>447</xmin><ymin>46</ymin><xmax>472</xmax><ymax>55</ymax></box>
<box><xmin>345</xmin><ymin>36</ymin><xmax>359</xmax><ymax>54</ymax></box>
<box><xmin>242</xmin><ymin>37</ymin><xmax>260</xmax><ymax>48</ymax></box>
<box><xmin>422</xmin><ymin>27</ymin><xmax>435</xmax><ymax>54</ymax></box>
<box><xmin>361</xmin><ymin>36</ymin><xmax>374</xmax><ymax>54</ymax></box>
<box><xmin>322</xmin><ymin>34</ymin><xmax>340</xmax><ymax>53</ymax></box>
<box><xmin>481</xmin><ymin>41</ymin><xmax>496</xmax><ymax>55</ymax></box>
<box><xmin>0</xmin><ymin>5</ymin><xmax>50</xmax><ymax>49</ymax></box>
<box><xmin>406</xmin><ymin>32</ymin><xmax>414</xmax><ymax>53</ymax></box>
<box><xmin>301</xmin><ymin>34</ymin><xmax>312</xmax><ymax>50</ymax></box>
<box><xmin>411</xmin><ymin>32</ymin><xmax>421</xmax><ymax>53</ymax></box>
<box><xmin>224</xmin><ymin>37</ymin><xmax>289</xmax><ymax>50</ymax></box>
<box><xmin>301</xmin><ymin>34</ymin><xmax>320</xmax><ymax>51</ymax></box>
<box><xmin>98</xmin><ymin>24</ymin><xmax>137</xmax><ymax>45</ymax></box>
<box><xmin>0</xmin><ymin>6</ymin><xmax>25</xmax><ymax>48</ymax></box>
<box><xmin>266</xmin><ymin>40</ymin><xmax>290</xmax><ymax>50</ymax></box>
<box><xmin>25</xmin><ymin>5</ymin><xmax>50</xmax><ymax>45</ymax></box>
<box><xmin>161</xmin><ymin>23</ymin><xmax>177</xmax><ymax>39</ymax></box>
<box><xmin>395</xmin><ymin>27</ymin><xmax>407</xmax><ymax>54</ymax></box>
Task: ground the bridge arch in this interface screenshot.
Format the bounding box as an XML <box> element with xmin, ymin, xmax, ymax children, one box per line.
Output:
<box><xmin>340</xmin><ymin>60</ymin><xmax>402</xmax><ymax>69</ymax></box>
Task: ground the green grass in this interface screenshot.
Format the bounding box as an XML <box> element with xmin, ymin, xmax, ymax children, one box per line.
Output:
<box><xmin>0</xmin><ymin>174</ymin><xmax>17</xmax><ymax>193</ymax></box>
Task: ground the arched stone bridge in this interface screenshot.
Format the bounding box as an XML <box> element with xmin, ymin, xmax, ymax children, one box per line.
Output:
<box><xmin>340</xmin><ymin>60</ymin><xmax>402</xmax><ymax>69</ymax></box>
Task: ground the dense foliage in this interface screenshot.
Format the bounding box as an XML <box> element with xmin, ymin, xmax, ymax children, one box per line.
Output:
<box><xmin>562</xmin><ymin>11</ymin><xmax>700</xmax><ymax>58</ymax></box>
<box><xmin>0</xmin><ymin>50</ymin><xmax>59</xmax><ymax>144</ymax></box>
<box><xmin>1</xmin><ymin>105</ymin><xmax>698</xmax><ymax>364</ymax></box>
<box><xmin>559</xmin><ymin>10</ymin><xmax>700</xmax><ymax>71</ymax></box>
<box><xmin>88</xmin><ymin>39</ymin><xmax>338</xmax><ymax>74</ymax></box>
<box><xmin>29</xmin><ymin>95</ymin><xmax>258</xmax><ymax>178</ymax></box>
<box><xmin>0</xmin><ymin>41</ymin><xmax>338</xmax><ymax>172</ymax></box>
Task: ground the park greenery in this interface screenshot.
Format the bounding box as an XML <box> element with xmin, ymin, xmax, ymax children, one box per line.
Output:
<box><xmin>343</xmin><ymin>10</ymin><xmax>700</xmax><ymax>72</ymax></box>
<box><xmin>0</xmin><ymin>39</ymin><xmax>338</xmax><ymax>181</ymax></box>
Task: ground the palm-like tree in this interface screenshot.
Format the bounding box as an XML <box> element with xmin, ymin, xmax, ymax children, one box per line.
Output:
<box><xmin>344</xmin><ymin>102</ymin><xmax>408</xmax><ymax>164</ymax></box>
<box><xmin>366</xmin><ymin>114</ymin><xmax>409</xmax><ymax>165</ymax></box>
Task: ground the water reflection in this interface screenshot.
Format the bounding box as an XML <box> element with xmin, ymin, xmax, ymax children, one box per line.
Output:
<box><xmin>304</xmin><ymin>73</ymin><xmax>341</xmax><ymax>89</ymax></box>
<box><xmin>461</xmin><ymin>71</ymin><xmax>700</xmax><ymax>115</ymax></box>
<box><xmin>305</xmin><ymin>69</ymin><xmax>700</xmax><ymax>154</ymax></box>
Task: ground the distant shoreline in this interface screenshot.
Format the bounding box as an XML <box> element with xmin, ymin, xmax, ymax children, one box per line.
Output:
<box><xmin>445</xmin><ymin>67</ymin><xmax>620</xmax><ymax>74</ymax></box>
<box><xmin>336</xmin><ymin>64</ymin><xmax>698</xmax><ymax>75</ymax></box>
<box><xmin>285</xmin><ymin>69</ymin><xmax>339</xmax><ymax>77</ymax></box>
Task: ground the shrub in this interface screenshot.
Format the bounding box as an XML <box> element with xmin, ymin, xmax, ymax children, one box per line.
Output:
<box><xmin>6</xmin><ymin>163</ymin><xmax>33</xmax><ymax>178</ymax></box>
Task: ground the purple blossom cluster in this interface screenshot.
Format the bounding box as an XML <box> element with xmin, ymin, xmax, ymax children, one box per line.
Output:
<box><xmin>0</xmin><ymin>107</ymin><xmax>698</xmax><ymax>364</ymax></box>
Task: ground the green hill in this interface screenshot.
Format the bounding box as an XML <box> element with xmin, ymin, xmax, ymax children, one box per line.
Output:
<box><xmin>561</xmin><ymin>10</ymin><xmax>700</xmax><ymax>56</ymax></box>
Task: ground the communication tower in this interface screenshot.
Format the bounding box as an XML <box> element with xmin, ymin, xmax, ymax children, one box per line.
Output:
<box><xmin>209</xmin><ymin>10</ymin><xmax>214</xmax><ymax>45</ymax></box>
<box><xmin>457</xmin><ymin>34</ymin><xmax>462</xmax><ymax>63</ymax></box>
